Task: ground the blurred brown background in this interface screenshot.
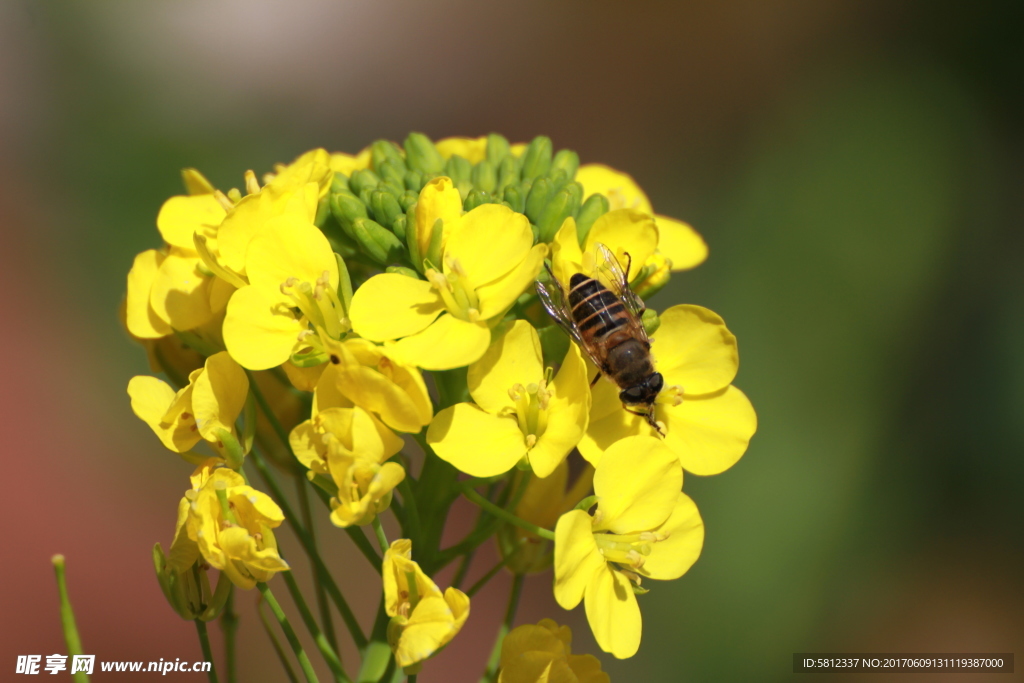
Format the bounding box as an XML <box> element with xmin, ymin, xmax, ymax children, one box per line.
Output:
<box><xmin>1</xmin><ymin>1</ymin><xmax>1021</xmax><ymax>681</ymax></box>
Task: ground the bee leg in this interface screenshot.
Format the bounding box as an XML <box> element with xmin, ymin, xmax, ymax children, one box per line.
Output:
<box><xmin>590</xmin><ymin>371</ymin><xmax>603</xmax><ymax>387</ymax></box>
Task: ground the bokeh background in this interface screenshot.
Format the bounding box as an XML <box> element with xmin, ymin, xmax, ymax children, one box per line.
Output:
<box><xmin>1</xmin><ymin>1</ymin><xmax>1021</xmax><ymax>681</ymax></box>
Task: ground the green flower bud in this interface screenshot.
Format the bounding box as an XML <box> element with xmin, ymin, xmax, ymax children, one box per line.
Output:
<box><xmin>404</xmin><ymin>132</ymin><xmax>445</xmax><ymax>175</ymax></box>
<box><xmin>536</xmin><ymin>182</ymin><xmax>582</xmax><ymax>243</ymax></box>
<box><xmin>471</xmin><ymin>159</ymin><xmax>497</xmax><ymax>194</ymax></box>
<box><xmin>352</xmin><ymin>217</ymin><xmax>406</xmax><ymax>265</ymax></box>
<box><xmin>463</xmin><ymin>189</ymin><xmax>492</xmax><ymax>211</ymax></box>
<box><xmin>392</xmin><ymin>214</ymin><xmax>407</xmax><ymax>240</ymax></box>
<box><xmin>331</xmin><ymin>173</ymin><xmax>350</xmax><ymax>194</ymax></box>
<box><xmin>371</xmin><ymin>140</ymin><xmax>405</xmax><ymax>170</ymax></box>
<box><xmin>329</xmin><ymin>191</ymin><xmax>368</xmax><ymax>236</ymax></box>
<box><xmin>496</xmin><ymin>156</ymin><xmax>519</xmax><ymax>191</ymax></box>
<box><xmin>486</xmin><ymin>133</ymin><xmax>511</xmax><ymax>165</ymax></box>
<box><xmin>385</xmin><ymin>265</ymin><xmax>421</xmax><ymax>279</ymax></box>
<box><xmin>335</xmin><ymin>252</ymin><xmax>353</xmax><ymax>317</ymax></box>
<box><xmin>404</xmin><ymin>169</ymin><xmax>424</xmax><ymax>192</ymax></box>
<box><xmin>525</xmin><ymin>177</ymin><xmax>555</xmax><ymax>224</ymax></box>
<box><xmin>399</xmin><ymin>190</ymin><xmax>419</xmax><ymax>212</ymax></box>
<box><xmin>359</xmin><ymin>186</ymin><xmax>374</xmax><ymax>212</ymax></box>
<box><xmin>641</xmin><ymin>308</ymin><xmax>661</xmax><ymax>336</ymax></box>
<box><xmin>456</xmin><ymin>179</ymin><xmax>474</xmax><ymax>201</ymax></box>
<box><xmin>314</xmin><ymin>195</ymin><xmax>332</xmax><ymax>228</ymax></box>
<box><xmin>576</xmin><ymin>192</ymin><xmax>610</xmax><ymax>244</ymax></box>
<box><xmin>444</xmin><ymin>154</ymin><xmax>472</xmax><ymax>185</ymax></box>
<box><xmin>503</xmin><ymin>185</ymin><xmax>526</xmax><ymax>214</ymax></box>
<box><xmin>550</xmin><ymin>149</ymin><xmax>580</xmax><ymax>179</ymax></box>
<box><xmin>349</xmin><ymin>168</ymin><xmax>381</xmax><ymax>196</ymax></box>
<box><xmin>424</xmin><ymin>217</ymin><xmax>444</xmax><ymax>271</ymax></box>
<box><xmin>405</xmin><ymin>205</ymin><xmax>422</xmax><ymax>271</ymax></box>
<box><xmin>377</xmin><ymin>159</ymin><xmax>406</xmax><ymax>188</ymax></box>
<box><xmin>380</xmin><ymin>179</ymin><xmax>404</xmax><ymax>197</ymax></box>
<box><xmin>537</xmin><ymin>323</ymin><xmax>570</xmax><ymax>368</ymax></box>
<box><xmin>520</xmin><ymin>135</ymin><xmax>553</xmax><ymax>180</ymax></box>
<box><xmin>370</xmin><ymin>190</ymin><xmax>403</xmax><ymax>229</ymax></box>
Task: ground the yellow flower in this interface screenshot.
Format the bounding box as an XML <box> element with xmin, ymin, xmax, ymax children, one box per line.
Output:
<box><xmin>578</xmin><ymin>305</ymin><xmax>757</xmax><ymax>476</ymax></box>
<box><xmin>289</xmin><ymin>406</ymin><xmax>406</xmax><ymax>527</ymax></box>
<box><xmin>427</xmin><ymin>320</ymin><xmax>590</xmax><ymax>478</ymax></box>
<box><xmin>554</xmin><ymin>435</ymin><xmax>703</xmax><ymax>659</ymax></box>
<box><xmin>329</xmin><ymin>147</ymin><xmax>372</xmax><ymax>175</ymax></box>
<box><xmin>575</xmin><ymin>163</ymin><xmax>707</xmax><ymax>271</ymax></box>
<box><xmin>222</xmin><ymin>214</ymin><xmax>342</xmax><ymax>370</ymax></box>
<box><xmin>499</xmin><ymin>459</ymin><xmax>594</xmax><ymax>574</ymax></box>
<box><xmin>498</xmin><ymin>619</ymin><xmax>609</xmax><ymax>683</ymax></box>
<box><xmin>262</xmin><ymin>148</ymin><xmax>333</xmax><ymax>198</ymax></box>
<box><xmin>128</xmin><ymin>351</ymin><xmax>249</xmax><ymax>459</ymax></box>
<box><xmin>350</xmin><ymin>179</ymin><xmax>547</xmax><ymax>370</ymax></box>
<box><xmin>177</xmin><ymin>461</ymin><xmax>289</xmax><ymax>589</ymax></box>
<box><xmin>383</xmin><ymin>539</ymin><xmax>470</xmax><ymax>670</ymax></box>
<box><xmin>549</xmin><ymin>211</ymin><xmax>658</xmax><ymax>290</ymax></box>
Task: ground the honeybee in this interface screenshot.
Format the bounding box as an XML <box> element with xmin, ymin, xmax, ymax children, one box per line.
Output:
<box><xmin>536</xmin><ymin>243</ymin><xmax>664</xmax><ymax>432</ymax></box>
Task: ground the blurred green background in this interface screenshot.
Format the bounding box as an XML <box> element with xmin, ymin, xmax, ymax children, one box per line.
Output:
<box><xmin>1</xmin><ymin>1</ymin><xmax>1020</xmax><ymax>681</ymax></box>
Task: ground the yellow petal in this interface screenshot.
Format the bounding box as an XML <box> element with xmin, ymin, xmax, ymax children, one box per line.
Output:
<box><xmin>655</xmin><ymin>215</ymin><xmax>707</xmax><ymax>271</ymax></box>
<box><xmin>435</xmin><ymin>136</ymin><xmax>487</xmax><ymax>163</ymax></box>
<box><xmin>216</xmin><ymin>193</ymin><xmax>267</xmax><ymax>275</ymax></box>
<box><xmin>575</xmin><ymin>164</ymin><xmax>653</xmax><ymax>214</ymax></box>
<box><xmin>662</xmin><ymin>385</ymin><xmax>757</xmax><ymax>475</ymax></box>
<box><xmin>282</xmin><ymin>360</ymin><xmax>324</xmax><ymax>392</ymax></box>
<box><xmin>640</xmin><ymin>492</ymin><xmax>704</xmax><ymax>581</ymax></box>
<box><xmin>266</xmin><ymin>148</ymin><xmax>332</xmax><ymax>198</ymax></box>
<box><xmin>223</xmin><ymin>285</ymin><xmax>303</xmax><ymax>370</ymax></box>
<box><xmin>385</xmin><ymin>314</ymin><xmax>491</xmax><ymax>371</ymax></box>
<box><xmin>467</xmin><ymin>320</ymin><xmax>543</xmax><ymax>414</ymax></box>
<box><xmin>428</xmin><ymin>404</ymin><xmax>526</xmax><ymax>477</ymax></box>
<box><xmin>593</xmin><ymin>435</ymin><xmax>681</xmax><ymax>534</ymax></box>
<box><xmin>475</xmin><ymin>243</ymin><xmax>548</xmax><ymax>320</ymax></box>
<box><xmin>415</xmin><ymin>176</ymin><xmax>463</xmax><ymax>259</ymax></box>
<box><xmin>192</xmin><ymin>352</ymin><xmax>249</xmax><ymax>442</ymax></box>
<box><xmin>446</xmin><ymin>204</ymin><xmax>532</xmax><ymax>289</ymax></box>
<box><xmin>584</xmin><ymin>566</ymin><xmax>641</xmax><ymax>659</ymax></box>
<box><xmin>393</xmin><ymin>595</ymin><xmax>457</xmax><ymax>668</ymax></box>
<box><xmin>330</xmin><ymin>148</ymin><xmax>371</xmax><ymax>175</ymax></box>
<box><xmin>653</xmin><ymin>305</ymin><xmax>737</xmax><ymax>394</ymax></box>
<box><xmin>149</xmin><ymin>250</ymin><xmax>215</xmax><ymax>331</ymax></box>
<box><xmin>528</xmin><ymin>393</ymin><xmax>588</xmax><ymax>479</ymax></box>
<box><xmin>330</xmin><ymin>341</ymin><xmax>430</xmax><ymax>432</ymax></box>
<box><xmin>553</xmin><ymin>510</ymin><xmax>604</xmax><ymax>610</ymax></box>
<box><xmin>156</xmin><ymin>194</ymin><xmax>226</xmax><ymax>250</ymax></box>
<box><xmin>349</xmin><ymin>273</ymin><xmax>443</xmax><ymax>342</ymax></box>
<box><xmin>127</xmin><ymin>376</ymin><xmax>200</xmax><ymax>452</ymax></box>
<box><xmin>550</xmin><ymin>218</ymin><xmax>584</xmax><ymax>286</ymax></box>
<box><xmin>515</xmin><ymin>462</ymin><xmax>569</xmax><ymax>528</ymax></box>
<box><xmin>585</xmin><ymin>209</ymin><xmax>658</xmax><ymax>278</ymax></box>
<box><xmin>246</xmin><ymin>216</ymin><xmax>338</xmax><ymax>297</ymax></box>
<box><xmin>126</xmin><ymin>250</ymin><xmax>173</xmax><ymax>339</ymax></box>
<box><xmin>289</xmin><ymin>420</ymin><xmax>323</xmax><ymax>471</ymax></box>
<box><xmin>576</xmin><ymin>383</ymin><xmax>646</xmax><ymax>468</ymax></box>
<box><xmin>567</xmin><ymin>654</ymin><xmax>610</xmax><ymax>683</ymax></box>
<box><xmin>312</xmin><ymin>364</ymin><xmax>355</xmax><ymax>414</ymax></box>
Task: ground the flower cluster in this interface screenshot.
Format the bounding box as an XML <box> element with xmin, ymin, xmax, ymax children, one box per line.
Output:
<box><xmin>124</xmin><ymin>133</ymin><xmax>755</xmax><ymax>681</ymax></box>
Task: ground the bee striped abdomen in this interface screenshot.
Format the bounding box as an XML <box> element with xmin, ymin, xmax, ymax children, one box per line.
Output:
<box><xmin>568</xmin><ymin>274</ymin><xmax>629</xmax><ymax>342</ymax></box>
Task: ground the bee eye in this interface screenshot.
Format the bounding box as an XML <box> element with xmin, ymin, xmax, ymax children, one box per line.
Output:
<box><xmin>619</xmin><ymin>387</ymin><xmax>645</xmax><ymax>404</ymax></box>
<box><xmin>649</xmin><ymin>373</ymin><xmax>664</xmax><ymax>394</ymax></box>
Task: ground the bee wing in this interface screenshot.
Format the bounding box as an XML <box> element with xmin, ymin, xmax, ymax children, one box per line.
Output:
<box><xmin>535</xmin><ymin>267</ymin><xmax>588</xmax><ymax>351</ymax></box>
<box><xmin>592</xmin><ymin>242</ymin><xmax>650</xmax><ymax>343</ymax></box>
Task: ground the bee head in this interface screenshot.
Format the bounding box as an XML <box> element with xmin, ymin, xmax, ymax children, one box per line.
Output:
<box><xmin>618</xmin><ymin>372</ymin><xmax>663</xmax><ymax>407</ymax></box>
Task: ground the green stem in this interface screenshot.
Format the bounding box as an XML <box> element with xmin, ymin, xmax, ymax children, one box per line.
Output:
<box><xmin>195</xmin><ymin>620</ymin><xmax>220</xmax><ymax>683</ymax></box>
<box><xmin>459</xmin><ymin>484</ymin><xmax>554</xmax><ymax>541</ymax></box>
<box><xmin>258</xmin><ymin>582</ymin><xmax>320</xmax><ymax>683</ymax></box>
<box><xmin>51</xmin><ymin>556</ymin><xmax>90</xmax><ymax>683</ymax></box>
<box><xmin>370</xmin><ymin>517</ymin><xmax>390</xmax><ymax>555</ymax></box>
<box><xmin>220</xmin><ymin>589</ymin><xmax>238</xmax><ymax>683</ymax></box>
<box><xmin>466</xmin><ymin>557</ymin><xmax>509</xmax><ymax>598</ymax></box>
<box><xmin>298</xmin><ymin>477</ymin><xmax>339</xmax><ymax>657</ymax></box>
<box><xmin>396</xmin><ymin>477</ymin><xmax>422</xmax><ymax>545</ymax></box>
<box><xmin>309</xmin><ymin>485</ymin><xmax>383</xmax><ymax>571</ymax></box>
<box><xmin>258</xmin><ymin>597</ymin><xmax>300</xmax><ymax>683</ymax></box>
<box><xmin>249</xmin><ymin>446</ymin><xmax>368</xmax><ymax>649</ymax></box>
<box><xmin>246</xmin><ymin>370</ymin><xmax>296</xmax><ymax>454</ymax></box>
<box><xmin>481</xmin><ymin>574</ymin><xmax>524</xmax><ymax>682</ymax></box>
<box><xmin>281</xmin><ymin>571</ymin><xmax>351</xmax><ymax>683</ymax></box>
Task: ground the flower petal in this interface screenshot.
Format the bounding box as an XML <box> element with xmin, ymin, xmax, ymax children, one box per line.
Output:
<box><xmin>577</xmin><ymin>388</ymin><xmax>646</xmax><ymax>468</ymax></box>
<box><xmin>467</xmin><ymin>320</ymin><xmax>543</xmax><ymax>414</ymax></box>
<box><xmin>446</xmin><ymin>204</ymin><xmax>532</xmax><ymax>289</ymax></box>
<box><xmin>584</xmin><ymin>565</ymin><xmax>641</xmax><ymax>659</ymax></box>
<box><xmin>528</xmin><ymin>393</ymin><xmax>588</xmax><ymax>479</ymax></box>
<box><xmin>157</xmin><ymin>194</ymin><xmax>226</xmax><ymax>250</ymax></box>
<box><xmin>349</xmin><ymin>273</ymin><xmax>443</xmax><ymax>342</ymax></box>
<box><xmin>192</xmin><ymin>352</ymin><xmax>249</xmax><ymax>442</ymax></box>
<box><xmin>640</xmin><ymin>492</ymin><xmax>704</xmax><ymax>581</ymax></box>
<box><xmin>662</xmin><ymin>385</ymin><xmax>756</xmax><ymax>475</ymax></box>
<box><xmin>550</xmin><ymin>218</ymin><xmax>584</xmax><ymax>286</ymax></box>
<box><xmin>149</xmin><ymin>251</ymin><xmax>214</xmax><ymax>331</ymax></box>
<box><xmin>330</xmin><ymin>148</ymin><xmax>371</xmax><ymax>175</ymax></box>
<box><xmin>593</xmin><ymin>435</ymin><xmax>681</xmax><ymax>534</ymax></box>
<box><xmin>385</xmin><ymin>314</ymin><xmax>492</xmax><ymax>371</ymax></box>
<box><xmin>427</xmin><ymin>404</ymin><xmax>526</xmax><ymax>477</ymax></box>
<box><xmin>330</xmin><ymin>341</ymin><xmax>431</xmax><ymax>432</ymax></box>
<box><xmin>553</xmin><ymin>510</ymin><xmax>604</xmax><ymax>610</ymax></box>
<box><xmin>416</xmin><ymin>176</ymin><xmax>464</xmax><ymax>258</ymax></box>
<box><xmin>246</xmin><ymin>215</ymin><xmax>338</xmax><ymax>297</ymax></box>
<box><xmin>126</xmin><ymin>249</ymin><xmax>172</xmax><ymax>338</ymax></box>
<box><xmin>585</xmin><ymin>209</ymin><xmax>658</xmax><ymax>278</ymax></box>
<box><xmin>475</xmin><ymin>243</ymin><xmax>548</xmax><ymax>319</ymax></box>
<box><xmin>435</xmin><ymin>136</ymin><xmax>487</xmax><ymax>163</ymax></box>
<box><xmin>223</xmin><ymin>286</ymin><xmax>303</xmax><ymax>370</ymax></box>
<box><xmin>393</xmin><ymin>595</ymin><xmax>457</xmax><ymax>668</ymax></box>
<box><xmin>575</xmin><ymin>164</ymin><xmax>653</xmax><ymax>214</ymax></box>
<box><xmin>127</xmin><ymin>376</ymin><xmax>199</xmax><ymax>452</ymax></box>
<box><xmin>653</xmin><ymin>305</ymin><xmax>738</xmax><ymax>394</ymax></box>
<box><xmin>655</xmin><ymin>215</ymin><xmax>707</xmax><ymax>271</ymax></box>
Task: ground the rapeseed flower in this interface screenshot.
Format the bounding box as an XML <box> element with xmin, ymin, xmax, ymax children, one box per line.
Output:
<box><xmin>427</xmin><ymin>320</ymin><xmax>590</xmax><ymax>478</ymax></box>
<box><xmin>498</xmin><ymin>619</ymin><xmax>609</xmax><ymax>683</ymax></box>
<box><xmin>554</xmin><ymin>435</ymin><xmax>703</xmax><ymax>658</ymax></box>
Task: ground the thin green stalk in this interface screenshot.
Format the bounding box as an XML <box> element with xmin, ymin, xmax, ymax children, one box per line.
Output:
<box><xmin>246</xmin><ymin>370</ymin><xmax>297</xmax><ymax>454</ymax></box>
<box><xmin>258</xmin><ymin>597</ymin><xmax>300</xmax><ymax>683</ymax></box>
<box><xmin>309</xmin><ymin>485</ymin><xmax>383</xmax><ymax>571</ymax></box>
<box><xmin>281</xmin><ymin>571</ymin><xmax>351</xmax><ymax>683</ymax></box>
<box><xmin>370</xmin><ymin>517</ymin><xmax>389</xmax><ymax>555</ymax></box>
<box><xmin>450</xmin><ymin>548</ymin><xmax>475</xmax><ymax>590</ymax></box>
<box><xmin>258</xmin><ymin>582</ymin><xmax>320</xmax><ymax>683</ymax></box>
<box><xmin>459</xmin><ymin>484</ymin><xmax>555</xmax><ymax>541</ymax></box>
<box><xmin>396</xmin><ymin>477</ymin><xmax>422</xmax><ymax>545</ymax></box>
<box><xmin>51</xmin><ymin>556</ymin><xmax>90</xmax><ymax>683</ymax></box>
<box><xmin>220</xmin><ymin>589</ymin><xmax>238</xmax><ymax>683</ymax></box>
<box><xmin>466</xmin><ymin>557</ymin><xmax>509</xmax><ymax>598</ymax></box>
<box><xmin>481</xmin><ymin>574</ymin><xmax>524</xmax><ymax>682</ymax></box>
<box><xmin>249</xmin><ymin>446</ymin><xmax>368</xmax><ymax>649</ymax></box>
<box><xmin>298</xmin><ymin>477</ymin><xmax>339</xmax><ymax>656</ymax></box>
<box><xmin>195</xmin><ymin>621</ymin><xmax>220</xmax><ymax>683</ymax></box>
